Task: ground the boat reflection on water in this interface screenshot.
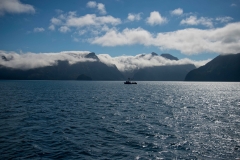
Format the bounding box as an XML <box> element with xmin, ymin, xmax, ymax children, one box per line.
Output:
<box><xmin>124</xmin><ymin>78</ymin><xmax>137</xmax><ymax>84</ymax></box>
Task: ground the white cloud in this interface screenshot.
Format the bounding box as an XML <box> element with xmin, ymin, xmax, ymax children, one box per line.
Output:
<box><xmin>98</xmin><ymin>53</ymin><xmax>211</xmax><ymax>72</ymax></box>
<box><xmin>0</xmin><ymin>0</ymin><xmax>35</xmax><ymax>16</ymax></box>
<box><xmin>87</xmin><ymin>1</ymin><xmax>107</xmax><ymax>15</ymax></box>
<box><xmin>0</xmin><ymin>50</ymin><xmax>95</xmax><ymax>70</ymax></box>
<box><xmin>171</xmin><ymin>8</ymin><xmax>183</xmax><ymax>16</ymax></box>
<box><xmin>78</xmin><ymin>30</ymin><xmax>86</xmax><ymax>35</ymax></box>
<box><xmin>127</xmin><ymin>13</ymin><xmax>142</xmax><ymax>21</ymax></box>
<box><xmin>86</xmin><ymin>1</ymin><xmax>97</xmax><ymax>8</ymax></box>
<box><xmin>216</xmin><ymin>16</ymin><xmax>233</xmax><ymax>23</ymax></box>
<box><xmin>59</xmin><ymin>26</ymin><xmax>71</xmax><ymax>33</ymax></box>
<box><xmin>91</xmin><ymin>22</ymin><xmax>240</xmax><ymax>55</ymax></box>
<box><xmin>146</xmin><ymin>11</ymin><xmax>167</xmax><ymax>26</ymax></box>
<box><xmin>33</xmin><ymin>27</ymin><xmax>45</xmax><ymax>32</ymax></box>
<box><xmin>91</xmin><ymin>28</ymin><xmax>153</xmax><ymax>46</ymax></box>
<box><xmin>55</xmin><ymin>9</ymin><xmax>63</xmax><ymax>14</ymax></box>
<box><xmin>51</xmin><ymin>17</ymin><xmax>62</xmax><ymax>25</ymax></box>
<box><xmin>97</xmin><ymin>3</ymin><xmax>106</xmax><ymax>15</ymax></box>
<box><xmin>48</xmin><ymin>12</ymin><xmax>121</xmax><ymax>34</ymax></box>
<box><xmin>48</xmin><ymin>25</ymin><xmax>55</xmax><ymax>31</ymax></box>
<box><xmin>180</xmin><ymin>16</ymin><xmax>213</xmax><ymax>28</ymax></box>
<box><xmin>68</xmin><ymin>11</ymin><xmax>77</xmax><ymax>17</ymax></box>
<box><xmin>66</xmin><ymin>14</ymin><xmax>121</xmax><ymax>27</ymax></box>
<box><xmin>90</xmin><ymin>29</ymin><xmax>100</xmax><ymax>35</ymax></box>
<box><xmin>48</xmin><ymin>17</ymin><xmax>63</xmax><ymax>31</ymax></box>
<box><xmin>58</xmin><ymin>14</ymin><xmax>66</xmax><ymax>20</ymax></box>
<box><xmin>101</xmin><ymin>25</ymin><xmax>110</xmax><ymax>32</ymax></box>
<box><xmin>231</xmin><ymin>3</ymin><xmax>237</xmax><ymax>7</ymax></box>
<box><xmin>75</xmin><ymin>24</ymin><xmax>111</xmax><ymax>37</ymax></box>
<box><xmin>0</xmin><ymin>50</ymin><xmax>210</xmax><ymax>71</ymax></box>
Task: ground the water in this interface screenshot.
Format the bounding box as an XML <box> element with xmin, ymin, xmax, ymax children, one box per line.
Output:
<box><xmin>0</xmin><ymin>81</ymin><xmax>240</xmax><ymax>159</ymax></box>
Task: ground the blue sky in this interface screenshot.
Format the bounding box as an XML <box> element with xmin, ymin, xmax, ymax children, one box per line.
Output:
<box><xmin>0</xmin><ymin>0</ymin><xmax>240</xmax><ymax>61</ymax></box>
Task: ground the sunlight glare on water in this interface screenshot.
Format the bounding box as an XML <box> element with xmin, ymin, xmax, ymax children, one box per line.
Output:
<box><xmin>0</xmin><ymin>81</ymin><xmax>240</xmax><ymax>159</ymax></box>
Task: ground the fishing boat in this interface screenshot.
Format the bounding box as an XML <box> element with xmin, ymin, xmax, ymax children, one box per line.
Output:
<box><xmin>124</xmin><ymin>78</ymin><xmax>137</xmax><ymax>84</ymax></box>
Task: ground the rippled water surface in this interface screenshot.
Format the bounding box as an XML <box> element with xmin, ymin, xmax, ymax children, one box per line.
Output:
<box><xmin>0</xmin><ymin>81</ymin><xmax>240</xmax><ymax>159</ymax></box>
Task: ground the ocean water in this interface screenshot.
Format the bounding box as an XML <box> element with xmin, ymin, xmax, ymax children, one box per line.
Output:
<box><xmin>0</xmin><ymin>81</ymin><xmax>240</xmax><ymax>159</ymax></box>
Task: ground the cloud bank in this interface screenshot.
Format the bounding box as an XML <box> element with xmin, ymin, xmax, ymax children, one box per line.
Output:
<box><xmin>45</xmin><ymin>2</ymin><xmax>238</xmax><ymax>58</ymax></box>
<box><xmin>0</xmin><ymin>0</ymin><xmax>35</xmax><ymax>16</ymax></box>
<box><xmin>91</xmin><ymin>22</ymin><xmax>240</xmax><ymax>55</ymax></box>
<box><xmin>0</xmin><ymin>51</ymin><xmax>95</xmax><ymax>70</ymax></box>
<box><xmin>0</xmin><ymin>51</ymin><xmax>210</xmax><ymax>71</ymax></box>
<box><xmin>48</xmin><ymin>11</ymin><xmax>121</xmax><ymax>33</ymax></box>
<box><xmin>98</xmin><ymin>53</ymin><xmax>210</xmax><ymax>72</ymax></box>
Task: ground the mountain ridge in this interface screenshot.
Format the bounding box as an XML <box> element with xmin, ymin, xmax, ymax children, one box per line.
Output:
<box><xmin>0</xmin><ymin>52</ymin><xmax>197</xmax><ymax>81</ymax></box>
<box><xmin>0</xmin><ymin>53</ymin><xmax>125</xmax><ymax>80</ymax></box>
<box><xmin>185</xmin><ymin>53</ymin><xmax>240</xmax><ymax>81</ymax></box>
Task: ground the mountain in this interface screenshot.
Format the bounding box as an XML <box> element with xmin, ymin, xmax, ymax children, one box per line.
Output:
<box><xmin>160</xmin><ymin>53</ymin><xmax>179</xmax><ymax>61</ymax></box>
<box><xmin>77</xmin><ymin>74</ymin><xmax>92</xmax><ymax>80</ymax></box>
<box><xmin>130</xmin><ymin>52</ymin><xmax>196</xmax><ymax>81</ymax></box>
<box><xmin>185</xmin><ymin>53</ymin><xmax>240</xmax><ymax>81</ymax></box>
<box><xmin>151</xmin><ymin>52</ymin><xmax>158</xmax><ymax>56</ymax></box>
<box><xmin>0</xmin><ymin>52</ymin><xmax>198</xmax><ymax>81</ymax></box>
<box><xmin>133</xmin><ymin>64</ymin><xmax>196</xmax><ymax>81</ymax></box>
<box><xmin>0</xmin><ymin>52</ymin><xmax>125</xmax><ymax>80</ymax></box>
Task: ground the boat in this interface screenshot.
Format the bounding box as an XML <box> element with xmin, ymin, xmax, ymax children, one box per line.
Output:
<box><xmin>124</xmin><ymin>78</ymin><xmax>137</xmax><ymax>84</ymax></box>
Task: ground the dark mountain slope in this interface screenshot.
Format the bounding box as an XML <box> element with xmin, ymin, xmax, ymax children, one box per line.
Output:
<box><xmin>0</xmin><ymin>53</ymin><xmax>124</xmax><ymax>80</ymax></box>
<box><xmin>133</xmin><ymin>64</ymin><xmax>196</xmax><ymax>81</ymax></box>
<box><xmin>160</xmin><ymin>53</ymin><xmax>179</xmax><ymax>61</ymax></box>
<box><xmin>130</xmin><ymin>52</ymin><xmax>196</xmax><ymax>81</ymax></box>
<box><xmin>185</xmin><ymin>53</ymin><xmax>240</xmax><ymax>81</ymax></box>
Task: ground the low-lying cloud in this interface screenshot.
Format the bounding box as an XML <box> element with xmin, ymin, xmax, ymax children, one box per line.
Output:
<box><xmin>98</xmin><ymin>53</ymin><xmax>211</xmax><ymax>72</ymax></box>
<box><xmin>0</xmin><ymin>51</ymin><xmax>211</xmax><ymax>71</ymax></box>
<box><xmin>0</xmin><ymin>51</ymin><xmax>95</xmax><ymax>70</ymax></box>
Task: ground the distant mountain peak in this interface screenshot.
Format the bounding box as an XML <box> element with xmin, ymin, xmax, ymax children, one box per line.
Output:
<box><xmin>1</xmin><ymin>55</ymin><xmax>13</xmax><ymax>61</ymax></box>
<box><xmin>151</xmin><ymin>52</ymin><xmax>158</xmax><ymax>56</ymax></box>
<box><xmin>160</xmin><ymin>53</ymin><xmax>179</xmax><ymax>61</ymax></box>
<box><xmin>1</xmin><ymin>56</ymin><xmax>7</xmax><ymax>61</ymax></box>
<box><xmin>85</xmin><ymin>52</ymin><xmax>99</xmax><ymax>60</ymax></box>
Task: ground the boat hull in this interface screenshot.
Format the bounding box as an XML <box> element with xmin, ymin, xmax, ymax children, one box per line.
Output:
<box><xmin>124</xmin><ymin>82</ymin><xmax>137</xmax><ymax>84</ymax></box>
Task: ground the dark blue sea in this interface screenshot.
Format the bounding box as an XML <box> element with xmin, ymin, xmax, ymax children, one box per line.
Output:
<box><xmin>0</xmin><ymin>81</ymin><xmax>240</xmax><ymax>159</ymax></box>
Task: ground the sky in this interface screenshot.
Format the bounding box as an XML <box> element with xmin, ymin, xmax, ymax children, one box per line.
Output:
<box><xmin>0</xmin><ymin>0</ymin><xmax>240</xmax><ymax>63</ymax></box>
